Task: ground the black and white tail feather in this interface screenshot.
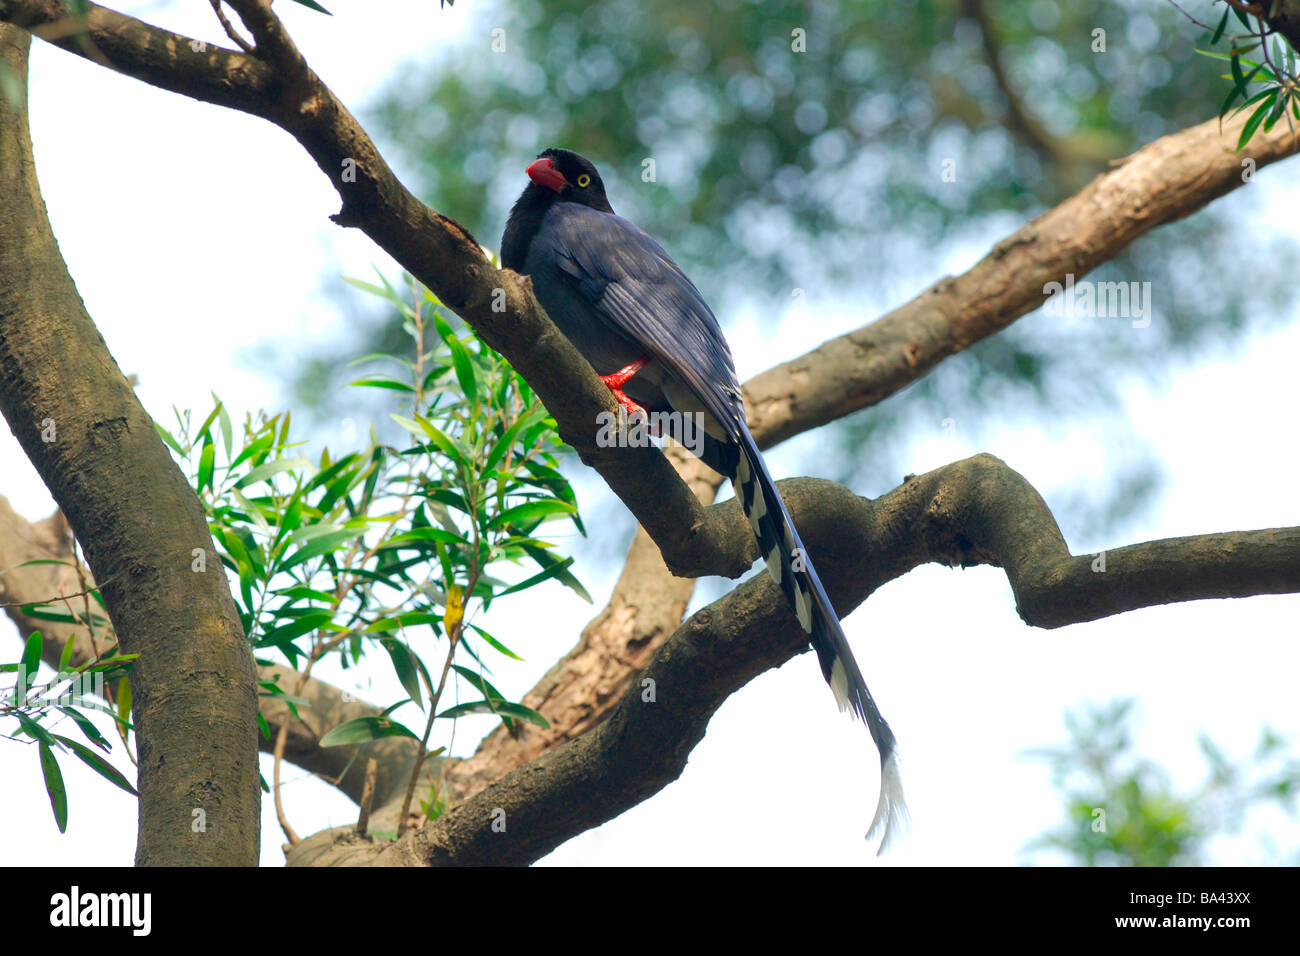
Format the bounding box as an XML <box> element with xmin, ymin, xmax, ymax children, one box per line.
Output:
<box><xmin>731</xmin><ymin>420</ymin><xmax>908</xmax><ymax>854</ymax></box>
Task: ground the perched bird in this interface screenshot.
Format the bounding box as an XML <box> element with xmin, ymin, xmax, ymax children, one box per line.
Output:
<box><xmin>502</xmin><ymin>147</ymin><xmax>907</xmax><ymax>852</ymax></box>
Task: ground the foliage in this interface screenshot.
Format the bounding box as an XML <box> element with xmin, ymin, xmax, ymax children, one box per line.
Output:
<box><xmin>0</xmin><ymin>618</ymin><xmax>139</xmax><ymax>833</ymax></box>
<box><xmin>1025</xmin><ymin>699</ymin><xmax>1300</xmax><ymax>865</ymax></box>
<box><xmin>1192</xmin><ymin>2</ymin><xmax>1300</xmax><ymax>151</ymax></box>
<box><xmin>4</xmin><ymin>274</ymin><xmax>588</xmax><ymax>834</ymax></box>
<box><xmin>173</xmin><ymin>273</ymin><xmax>587</xmax><ymax>828</ymax></box>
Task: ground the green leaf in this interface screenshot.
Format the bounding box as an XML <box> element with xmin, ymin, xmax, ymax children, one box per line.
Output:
<box><xmin>56</xmin><ymin>706</ymin><xmax>111</xmax><ymax>751</ymax></box>
<box><xmin>230</xmin><ymin>430</ymin><xmax>275</xmax><ymax>469</ymax></box>
<box><xmin>1211</xmin><ymin>7</ymin><xmax>1228</xmax><ymax>45</ymax></box>
<box><xmin>289</xmin><ymin>0</ymin><xmax>332</xmax><ymax>16</ymax></box>
<box><xmin>235</xmin><ymin>456</ymin><xmax>314</xmax><ymax>489</ymax></box>
<box><xmin>482</xmin><ymin>407</ymin><xmax>546</xmax><ymax>475</ymax></box>
<box><xmin>197</xmin><ymin>434</ymin><xmax>216</xmax><ymax>492</ymax></box>
<box><xmin>450</xmin><ymin>664</ymin><xmax>507</xmax><ymax>704</ymax></box>
<box><xmin>275</xmin><ymin>585</ymin><xmax>337</xmax><ymax>603</ymax></box>
<box><xmin>195</xmin><ymin>403</ymin><xmax>223</xmax><ymax>442</ymax></box>
<box><xmin>467</xmin><ymin>623</ymin><xmax>523</xmax><ymax>660</ymax></box>
<box><xmin>1238</xmin><ymin>91</ymin><xmax>1277</xmax><ymax>150</ymax></box>
<box><xmin>258</xmin><ymin>611</ymin><xmax>335</xmax><ymax>647</ymax></box>
<box><xmin>278</xmin><ymin>527</ymin><xmax>367</xmax><ymax>572</ymax></box>
<box><xmin>380</xmin><ymin>638</ymin><xmax>424</xmax><ymax>709</ymax></box>
<box><xmin>58</xmin><ymin>635</ymin><xmax>76</xmax><ymax>674</ymax></box>
<box><xmin>437</xmin><ymin>699</ymin><xmax>550</xmax><ymax>729</ymax></box>
<box><xmin>154</xmin><ymin>420</ymin><xmax>186</xmax><ymax>456</ymax></box>
<box><xmin>341</xmin><ymin>275</ymin><xmax>388</xmax><ymax>298</ymax></box>
<box><xmin>1218</xmin><ymin>60</ymin><xmax>1263</xmax><ymax>115</ymax></box>
<box><xmin>51</xmin><ymin>734</ymin><xmax>139</xmax><ymax>796</ymax></box>
<box><xmin>447</xmin><ymin>335</ymin><xmax>477</xmax><ymax>405</ymax></box>
<box><xmin>116</xmin><ymin>674</ymin><xmax>132</xmax><ymax>731</ymax></box>
<box><xmin>217</xmin><ymin>399</ymin><xmax>234</xmax><ymax>462</ymax></box>
<box><xmin>349</xmin><ymin>375</ymin><xmax>415</xmax><ymax>392</ymax></box>
<box><xmin>1230</xmin><ymin>76</ymin><xmax>1273</xmax><ymax>117</ymax></box>
<box><xmin>20</xmin><ymin>630</ymin><xmax>42</xmax><ymax>689</ymax></box>
<box><xmin>496</xmin><ymin>554</ymin><xmax>591</xmax><ymax>602</ymax></box>
<box><xmin>364</xmin><ymin>612</ymin><xmax>444</xmax><ymax>632</ymax></box>
<box><xmin>319</xmin><ymin>715</ymin><xmax>421</xmax><ymax>746</ymax></box>
<box><xmin>17</xmin><ymin>606</ymin><xmax>79</xmax><ymax>624</ymax></box>
<box><xmin>380</xmin><ymin>527</ymin><xmax>464</xmax><ymax>548</ymax></box>
<box><xmin>278</xmin><ymin>411</ymin><xmax>293</xmax><ymax>450</ymax></box>
<box><xmin>490</xmin><ymin>498</ymin><xmax>578</xmax><ymax>530</ymax></box>
<box><xmin>391</xmin><ymin>414</ymin><xmax>463</xmax><ymax>462</ymax></box>
<box><xmin>39</xmin><ymin>741</ymin><xmax>68</xmax><ymax>832</ymax></box>
<box><xmin>1263</xmin><ymin>87</ymin><xmax>1288</xmax><ymax>132</ymax></box>
<box><xmin>17</xmin><ymin>712</ymin><xmax>56</xmax><ymax>746</ymax></box>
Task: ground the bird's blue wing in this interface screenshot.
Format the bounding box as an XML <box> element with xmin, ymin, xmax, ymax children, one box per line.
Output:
<box><xmin>534</xmin><ymin>202</ymin><xmax>744</xmax><ymax>432</ymax></box>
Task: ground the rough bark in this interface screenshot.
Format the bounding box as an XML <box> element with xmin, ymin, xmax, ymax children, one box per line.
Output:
<box><xmin>0</xmin><ymin>24</ymin><xmax>259</xmax><ymax>866</ymax></box>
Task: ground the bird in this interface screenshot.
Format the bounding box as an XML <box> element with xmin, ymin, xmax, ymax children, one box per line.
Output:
<box><xmin>501</xmin><ymin>147</ymin><xmax>907</xmax><ymax>853</ymax></box>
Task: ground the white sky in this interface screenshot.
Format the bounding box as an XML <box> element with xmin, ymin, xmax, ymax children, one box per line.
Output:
<box><xmin>2</xmin><ymin>1</ymin><xmax>1297</xmax><ymax>867</ymax></box>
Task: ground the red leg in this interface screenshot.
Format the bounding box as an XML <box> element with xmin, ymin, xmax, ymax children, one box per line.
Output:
<box><xmin>600</xmin><ymin>356</ymin><xmax>651</xmax><ymax>418</ymax></box>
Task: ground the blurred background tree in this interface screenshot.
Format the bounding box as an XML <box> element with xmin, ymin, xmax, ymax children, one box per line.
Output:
<box><xmin>1024</xmin><ymin>699</ymin><xmax>1300</xmax><ymax>865</ymax></box>
<box><xmin>272</xmin><ymin>0</ymin><xmax>1298</xmax><ymax>553</ymax></box>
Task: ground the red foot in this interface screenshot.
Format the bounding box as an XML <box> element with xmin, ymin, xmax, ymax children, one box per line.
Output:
<box><xmin>601</xmin><ymin>356</ymin><xmax>651</xmax><ymax>419</ymax></box>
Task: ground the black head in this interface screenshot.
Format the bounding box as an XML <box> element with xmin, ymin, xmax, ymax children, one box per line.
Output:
<box><xmin>501</xmin><ymin>148</ymin><xmax>615</xmax><ymax>271</ymax></box>
<box><xmin>524</xmin><ymin>148</ymin><xmax>614</xmax><ymax>213</ymax></box>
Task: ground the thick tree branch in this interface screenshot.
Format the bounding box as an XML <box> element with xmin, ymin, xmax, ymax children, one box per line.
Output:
<box><xmin>741</xmin><ymin>116</ymin><xmax>1300</xmax><ymax>450</ymax></box>
<box><xmin>0</xmin><ymin>24</ymin><xmax>260</xmax><ymax>865</ymax></box>
<box><xmin>279</xmin><ymin>453</ymin><xmax>1300</xmax><ymax>864</ymax></box>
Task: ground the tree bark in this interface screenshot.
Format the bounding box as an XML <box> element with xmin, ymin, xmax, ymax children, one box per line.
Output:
<box><xmin>0</xmin><ymin>24</ymin><xmax>260</xmax><ymax>865</ymax></box>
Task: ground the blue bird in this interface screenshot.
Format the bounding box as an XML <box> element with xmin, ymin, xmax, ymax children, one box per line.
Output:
<box><xmin>502</xmin><ymin>148</ymin><xmax>907</xmax><ymax>852</ymax></box>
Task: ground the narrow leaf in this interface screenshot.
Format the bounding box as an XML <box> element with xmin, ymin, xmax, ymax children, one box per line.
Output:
<box><xmin>51</xmin><ymin>734</ymin><xmax>138</xmax><ymax>796</ymax></box>
<box><xmin>380</xmin><ymin>638</ymin><xmax>424</xmax><ymax>709</ymax></box>
<box><xmin>319</xmin><ymin>715</ymin><xmax>421</xmax><ymax>746</ymax></box>
<box><xmin>437</xmin><ymin>700</ymin><xmax>550</xmax><ymax>728</ymax></box>
<box><xmin>39</xmin><ymin>741</ymin><xmax>68</xmax><ymax>832</ymax></box>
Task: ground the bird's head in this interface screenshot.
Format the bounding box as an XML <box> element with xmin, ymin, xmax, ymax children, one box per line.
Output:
<box><xmin>524</xmin><ymin>148</ymin><xmax>614</xmax><ymax>213</ymax></box>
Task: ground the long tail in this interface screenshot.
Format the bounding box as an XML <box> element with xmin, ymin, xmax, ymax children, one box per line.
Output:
<box><xmin>732</xmin><ymin>420</ymin><xmax>908</xmax><ymax>854</ymax></box>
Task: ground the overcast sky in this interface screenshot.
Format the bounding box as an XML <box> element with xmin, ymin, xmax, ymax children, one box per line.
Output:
<box><xmin>2</xmin><ymin>1</ymin><xmax>1298</xmax><ymax>866</ymax></box>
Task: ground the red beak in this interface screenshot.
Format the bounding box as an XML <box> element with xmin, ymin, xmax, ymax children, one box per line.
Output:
<box><xmin>526</xmin><ymin>157</ymin><xmax>567</xmax><ymax>193</ymax></box>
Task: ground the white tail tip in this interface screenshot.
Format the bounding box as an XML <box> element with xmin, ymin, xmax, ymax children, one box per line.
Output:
<box><xmin>865</xmin><ymin>749</ymin><xmax>909</xmax><ymax>856</ymax></box>
<box><xmin>829</xmin><ymin>657</ymin><xmax>850</xmax><ymax>713</ymax></box>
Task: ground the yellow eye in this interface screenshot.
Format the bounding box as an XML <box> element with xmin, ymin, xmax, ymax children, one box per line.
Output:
<box><xmin>576</xmin><ymin>174</ymin><xmax>592</xmax><ymax>188</ymax></box>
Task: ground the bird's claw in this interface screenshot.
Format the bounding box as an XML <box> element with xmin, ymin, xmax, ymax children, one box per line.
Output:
<box><xmin>609</xmin><ymin>388</ymin><xmax>648</xmax><ymax>422</ymax></box>
<box><xmin>601</xmin><ymin>356</ymin><xmax>651</xmax><ymax>423</ymax></box>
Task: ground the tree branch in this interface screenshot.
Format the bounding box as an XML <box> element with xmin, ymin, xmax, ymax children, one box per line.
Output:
<box><xmin>278</xmin><ymin>453</ymin><xmax>1300</xmax><ymax>864</ymax></box>
<box><xmin>0</xmin><ymin>22</ymin><xmax>260</xmax><ymax>865</ymax></box>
